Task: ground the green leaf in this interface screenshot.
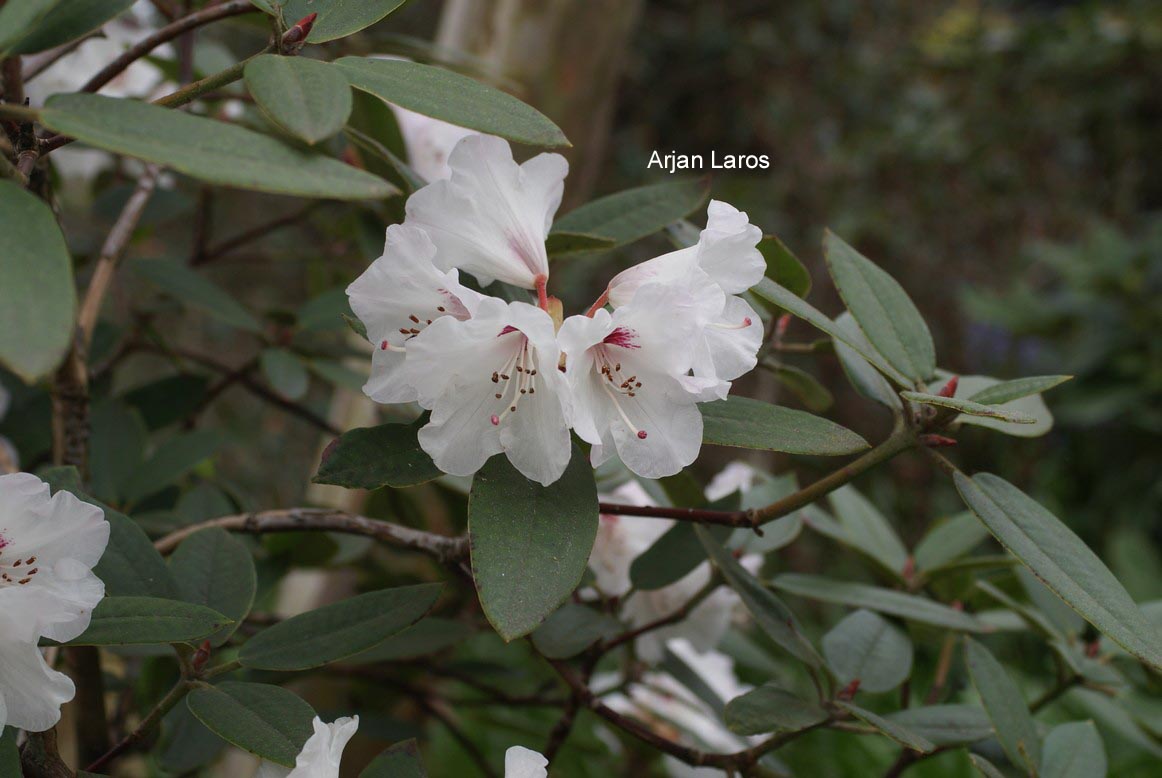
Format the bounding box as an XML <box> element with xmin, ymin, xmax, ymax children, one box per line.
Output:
<box><xmin>545</xmin><ymin>231</ymin><xmax>617</xmax><ymax>257</ymax></box>
<box><xmin>132</xmin><ymin>259</ymin><xmax>263</xmax><ymax>333</ymax></box>
<box><xmin>949</xmin><ymin>374</ymin><xmax>1055</xmax><ymax>438</ymax></box>
<box><xmin>531</xmin><ymin>604</ymin><xmax>622</xmax><ymax>659</ymax></box>
<box><xmin>245</xmin><ymin>56</ymin><xmax>353</xmax><ymax>144</ymax></box>
<box><xmin>0</xmin><ymin>727</ymin><xmax>20</xmax><ymax>778</ymax></box>
<box><xmin>835</xmin><ymin>701</ymin><xmax>935</xmax><ymax>753</ymax></box>
<box><xmin>41</xmin><ymin>94</ymin><xmax>394</xmax><ymax>200</ymax></box>
<box><xmin>187</xmin><ymin>682</ymin><xmax>314</xmax><ymax>767</ymax></box>
<box><xmin>1042</xmin><ymin>721</ymin><xmax>1106</xmax><ymax>778</ymax></box>
<box><xmin>757</xmin><ymin>234</ymin><xmax>811</xmax><ymax>298</ymax></box>
<box><xmin>334</xmin><ymin>57</ymin><xmax>567</xmax><ymax>147</ymax></box>
<box><xmin>94</xmin><ymin>509</ymin><xmax>182</xmax><ymax>598</ymax></box>
<box><xmin>969</xmin><ymin>755</ymin><xmax>1007</xmax><ymax>778</ymax></box>
<box><xmin>701</xmin><ymin>396</ymin><xmax>869</xmax><ymax>456</ymax></box>
<box><xmin>884</xmin><ymin>705</ymin><xmax>993</xmax><ymax>747</ymax></box>
<box><xmin>260</xmin><ymin>348</ymin><xmax>310</xmax><ymax>401</ymax></box>
<box><xmin>769</xmin><ymin>363</ymin><xmax>833</xmax><ymax>413</ymax></box>
<box><xmin>723</xmin><ymin>683</ymin><xmax>828</xmax><ymax>736</ymax></box>
<box><xmin>629</xmin><ymin>522</ymin><xmax>729</xmax><ymax>591</ymax></box>
<box><xmin>901</xmin><ymin>392</ymin><xmax>1036</xmax><ymax>424</ymax></box>
<box><xmin>123</xmin><ymin>429</ymin><xmax>225</xmax><ymax>504</ymax></box>
<box><xmin>5</xmin><ymin>0</ymin><xmax>135</xmax><ymax>55</ymax></box>
<box><xmin>964</xmin><ymin>637</ymin><xmax>1041</xmax><ymax>773</ymax></box>
<box><xmin>89</xmin><ymin>400</ymin><xmax>148</xmax><ymax>503</ymax></box>
<box><xmin>772</xmin><ymin>574</ymin><xmax>990</xmax><ymax>632</ymax></box>
<box><xmin>69</xmin><ymin>597</ymin><xmax>229</xmax><ymax>645</ymax></box>
<box><xmin>281</xmin><ymin>0</ymin><xmax>407</xmax><ymax>43</ymax></box>
<box><xmin>361</xmin><ymin>739</ymin><xmax>427</xmax><ymax>778</ymax></box>
<box><xmin>832</xmin><ymin>312</ymin><xmax>901</xmax><ymax>410</ymax></box>
<box><xmin>823</xmin><ymin>230</ymin><xmax>935</xmax><ymax>382</ymax></box>
<box><xmin>170</xmin><ymin>528</ymin><xmax>256</xmax><ymax>647</ymax></box>
<box><xmin>0</xmin><ymin>0</ymin><xmax>61</xmax><ymax>55</ymax></box>
<box><xmin>698</xmin><ymin>527</ymin><xmax>823</xmax><ymax>667</ymax></box>
<box><xmin>822</xmin><ymin>609</ymin><xmax>912</xmax><ymax>693</ymax></box>
<box><xmin>1065</xmin><ymin>688</ymin><xmax>1162</xmax><ymax>760</ymax></box>
<box><xmin>552</xmin><ymin>178</ymin><xmax>710</xmax><ymax>247</ymax></box>
<box><xmin>240</xmin><ymin>583</ymin><xmax>442</xmax><ymax>670</ymax></box>
<box><xmin>313</xmin><ymin>419</ymin><xmax>442</xmax><ymax>490</ymax></box>
<box><xmin>968</xmin><ymin>375</ymin><xmax>1072</xmax><ymax>406</ymax></box>
<box><xmin>0</xmin><ymin>181</ymin><xmax>77</xmax><ymax>382</ymax></box>
<box><xmin>344</xmin><ymin>125</ymin><xmax>426</xmax><ymax>193</ymax></box>
<box><xmin>828</xmin><ymin>486</ymin><xmax>909</xmax><ymax>579</ymax></box>
<box><xmin>349</xmin><ymin>617</ymin><xmax>473</xmax><ymax>663</ymax></box>
<box><xmin>914</xmin><ymin>512</ymin><xmax>990</xmax><ymax>572</ymax></box>
<box><xmin>469</xmin><ymin>446</ymin><xmax>598</xmax><ymax>641</ymax></box>
<box><xmin>751</xmin><ymin>278</ymin><xmax>911</xmax><ymax>386</ymax></box>
<box><xmin>954</xmin><ymin>472</ymin><xmax>1162</xmax><ymax>670</ymax></box>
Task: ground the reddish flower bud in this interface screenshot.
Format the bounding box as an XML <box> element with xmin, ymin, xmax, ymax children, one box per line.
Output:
<box><xmin>775</xmin><ymin>313</ymin><xmax>792</xmax><ymax>340</ymax></box>
<box><xmin>901</xmin><ymin>555</ymin><xmax>915</xmax><ymax>582</ymax></box>
<box><xmin>283</xmin><ymin>13</ymin><xmax>317</xmax><ymax>45</ymax></box>
<box><xmin>192</xmin><ymin>639</ymin><xmax>212</xmax><ymax>673</ymax></box>
<box><xmin>919</xmin><ymin>433</ymin><xmax>958</xmax><ymax>448</ymax></box>
<box><xmin>838</xmin><ymin>678</ymin><xmax>861</xmax><ymax>701</ymax></box>
<box><xmin>937</xmin><ymin>375</ymin><xmax>959</xmax><ymax>398</ymax></box>
<box><xmin>1085</xmin><ymin>640</ymin><xmax>1100</xmax><ymax>659</ymax></box>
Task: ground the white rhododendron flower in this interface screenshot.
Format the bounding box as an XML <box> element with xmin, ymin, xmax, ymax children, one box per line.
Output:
<box><xmin>391</xmin><ymin>105</ymin><xmax>481</xmax><ymax>183</ymax></box>
<box><xmin>402</xmin><ymin>297</ymin><xmax>573</xmax><ymax>486</ymax></box>
<box><xmin>0</xmin><ymin>473</ymin><xmax>110</xmax><ymax>731</ymax></box>
<box><xmin>606</xmin><ymin>201</ymin><xmax>765</xmax><ymax>399</ymax></box>
<box><xmin>256</xmin><ymin>716</ymin><xmax>359</xmax><ymax>778</ymax></box>
<box><xmin>347</xmin><ymin>224</ymin><xmax>483</xmax><ymax>404</ymax></box>
<box><xmin>505</xmin><ymin>745</ymin><xmax>548</xmax><ymax>777</ymax></box>
<box><xmin>558</xmin><ymin>284</ymin><xmax>704</xmax><ymax>479</ymax></box>
<box><xmin>405</xmin><ymin>135</ymin><xmax>568</xmax><ymax>294</ymax></box>
<box><xmin>602</xmin><ymin>639</ymin><xmax>751</xmax><ymax>756</ymax></box>
<box><xmin>588</xmin><ymin>477</ymin><xmax>758</xmax><ymax>661</ymax></box>
<box><xmin>704</xmin><ymin>461</ymin><xmax>761</xmax><ymax>502</ymax></box>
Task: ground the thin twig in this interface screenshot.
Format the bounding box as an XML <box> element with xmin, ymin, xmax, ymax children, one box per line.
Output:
<box><xmin>154</xmin><ymin>508</ymin><xmax>471</xmax><ymax>562</ymax></box>
<box><xmin>192</xmin><ymin>202</ymin><xmax>325</xmax><ymax>265</ymax></box>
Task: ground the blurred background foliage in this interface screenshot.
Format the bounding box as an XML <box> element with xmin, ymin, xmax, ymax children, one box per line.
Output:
<box><xmin>2</xmin><ymin>0</ymin><xmax>1160</xmax><ymax>775</ymax></box>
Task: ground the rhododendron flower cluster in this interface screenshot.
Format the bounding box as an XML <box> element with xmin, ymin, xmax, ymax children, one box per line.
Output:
<box><xmin>349</xmin><ymin>136</ymin><xmax>765</xmax><ymax>485</ymax></box>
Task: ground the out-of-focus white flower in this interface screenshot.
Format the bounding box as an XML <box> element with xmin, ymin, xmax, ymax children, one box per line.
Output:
<box><xmin>559</xmin><ymin>284</ymin><xmax>704</xmax><ymax>479</ymax></box>
<box><xmin>605</xmin><ymin>201</ymin><xmax>765</xmax><ymax>400</ymax></box>
<box><xmin>405</xmin><ymin>135</ymin><xmax>567</xmax><ymax>291</ymax></box>
<box><xmin>24</xmin><ymin>2</ymin><xmax>168</xmax><ymax>184</ymax></box>
<box><xmin>505</xmin><ymin>745</ymin><xmax>548</xmax><ymax>778</ymax></box>
<box><xmin>601</xmin><ymin>639</ymin><xmax>751</xmax><ymax>756</ymax></box>
<box><xmin>347</xmin><ymin>223</ymin><xmax>483</xmax><ymax>404</ymax></box>
<box><xmin>390</xmin><ymin>105</ymin><xmax>481</xmax><ymax>183</ymax></box>
<box><xmin>256</xmin><ymin>716</ymin><xmax>359</xmax><ymax>778</ymax></box>
<box><xmin>587</xmin><ymin>469</ymin><xmax>761</xmax><ymax>661</ymax></box>
<box><xmin>0</xmin><ymin>472</ymin><xmax>109</xmax><ymax>732</ymax></box>
<box><xmin>704</xmin><ymin>462</ymin><xmax>761</xmax><ymax>503</ymax></box>
<box><xmin>401</xmin><ymin>297</ymin><xmax>573</xmax><ymax>486</ymax></box>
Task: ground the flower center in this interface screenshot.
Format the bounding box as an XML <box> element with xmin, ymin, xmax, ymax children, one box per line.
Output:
<box><xmin>380</xmin><ymin>291</ymin><xmax>466</xmax><ymax>354</ymax></box>
<box><xmin>489</xmin><ymin>330</ymin><xmax>540</xmax><ymax>427</ymax></box>
<box><xmin>0</xmin><ymin>533</ymin><xmax>40</xmax><ymax>587</ymax></box>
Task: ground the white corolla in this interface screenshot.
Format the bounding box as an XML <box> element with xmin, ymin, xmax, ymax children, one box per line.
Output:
<box><xmin>0</xmin><ymin>473</ymin><xmax>110</xmax><ymax>731</ymax></box>
<box><xmin>505</xmin><ymin>746</ymin><xmax>548</xmax><ymax>777</ymax></box>
<box><xmin>401</xmin><ymin>297</ymin><xmax>573</xmax><ymax>486</ymax></box>
<box><xmin>558</xmin><ymin>284</ymin><xmax>704</xmax><ymax>479</ymax></box>
<box><xmin>390</xmin><ymin>105</ymin><xmax>481</xmax><ymax>183</ymax></box>
<box><xmin>347</xmin><ymin>224</ymin><xmax>483</xmax><ymax>404</ymax></box>
<box><xmin>605</xmin><ymin>201</ymin><xmax>766</xmax><ymax>399</ymax></box>
<box><xmin>257</xmin><ymin>716</ymin><xmax>359</xmax><ymax>778</ymax></box>
<box><xmin>404</xmin><ymin>135</ymin><xmax>568</xmax><ymax>296</ymax></box>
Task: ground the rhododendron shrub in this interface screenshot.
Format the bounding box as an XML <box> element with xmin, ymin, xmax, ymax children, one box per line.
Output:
<box><xmin>0</xmin><ymin>3</ymin><xmax>1156</xmax><ymax>778</ymax></box>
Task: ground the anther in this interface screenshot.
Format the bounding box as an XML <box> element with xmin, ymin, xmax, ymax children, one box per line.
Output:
<box><xmin>409</xmin><ymin>314</ymin><xmax>420</xmax><ymax>323</ymax></box>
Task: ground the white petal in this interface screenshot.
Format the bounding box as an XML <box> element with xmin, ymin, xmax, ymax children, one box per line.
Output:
<box><xmin>0</xmin><ymin>636</ymin><xmax>75</xmax><ymax>732</ymax></box>
<box><xmin>691</xmin><ymin>295</ymin><xmax>763</xmax><ymax>385</ymax></box>
<box><xmin>402</xmin><ymin>296</ymin><xmax>514</xmax><ymax>406</ymax></box>
<box><xmin>504</xmin><ymin>746</ymin><xmax>548</xmax><ymax>778</ymax></box>
<box><xmin>405</xmin><ymin>135</ymin><xmax>567</xmax><ymax>289</ymax></box>
<box><xmin>605</xmin><ymin>246</ymin><xmax>699</xmax><ymax>309</ymax></box>
<box><xmin>605</xmin><ymin>367</ymin><xmax>703</xmax><ymax>479</ymax></box>
<box><xmin>704</xmin><ymin>462</ymin><xmax>760</xmax><ymax>502</ymax></box>
<box><xmin>390</xmin><ymin>104</ymin><xmax>480</xmax><ymax>183</ymax></box>
<box><xmin>347</xmin><ymin>224</ymin><xmax>481</xmax><ymax>404</ymax></box>
<box><xmin>694</xmin><ymin>200</ymin><xmax>765</xmax><ymax>294</ymax></box>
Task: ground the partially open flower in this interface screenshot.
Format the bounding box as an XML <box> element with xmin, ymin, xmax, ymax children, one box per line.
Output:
<box><xmin>256</xmin><ymin>716</ymin><xmax>359</xmax><ymax>778</ymax></box>
<box><xmin>347</xmin><ymin>224</ymin><xmax>482</xmax><ymax>404</ymax></box>
<box><xmin>559</xmin><ymin>284</ymin><xmax>703</xmax><ymax>479</ymax></box>
<box><xmin>0</xmin><ymin>473</ymin><xmax>110</xmax><ymax>732</ymax></box>
<box><xmin>402</xmin><ymin>297</ymin><xmax>573</xmax><ymax>486</ymax></box>
<box><xmin>404</xmin><ymin>135</ymin><xmax>568</xmax><ymax>292</ymax></box>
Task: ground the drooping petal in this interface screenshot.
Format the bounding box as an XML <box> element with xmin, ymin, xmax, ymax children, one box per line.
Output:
<box><xmin>347</xmin><ymin>224</ymin><xmax>482</xmax><ymax>404</ymax></box>
<box><xmin>257</xmin><ymin>715</ymin><xmax>359</xmax><ymax>778</ymax></box>
<box><xmin>405</xmin><ymin>135</ymin><xmax>568</xmax><ymax>289</ymax></box>
<box><xmin>0</xmin><ymin>631</ymin><xmax>75</xmax><ymax>732</ymax></box>
<box><xmin>504</xmin><ymin>746</ymin><xmax>548</xmax><ymax>778</ymax></box>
